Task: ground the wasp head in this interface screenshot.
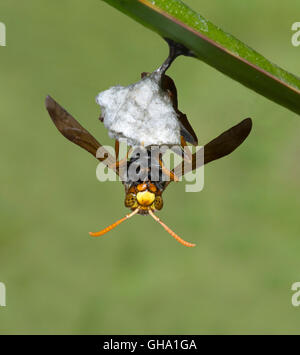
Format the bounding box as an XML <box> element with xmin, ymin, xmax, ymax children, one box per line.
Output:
<box><xmin>125</xmin><ymin>182</ymin><xmax>163</xmax><ymax>214</ymax></box>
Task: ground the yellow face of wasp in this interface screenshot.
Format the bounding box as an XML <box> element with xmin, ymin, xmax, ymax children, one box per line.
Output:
<box><xmin>136</xmin><ymin>191</ymin><xmax>155</xmax><ymax>206</ymax></box>
<box><xmin>125</xmin><ymin>182</ymin><xmax>163</xmax><ymax>212</ymax></box>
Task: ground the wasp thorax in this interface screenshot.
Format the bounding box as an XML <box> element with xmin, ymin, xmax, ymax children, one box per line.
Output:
<box><xmin>96</xmin><ymin>71</ymin><xmax>181</xmax><ymax>147</ymax></box>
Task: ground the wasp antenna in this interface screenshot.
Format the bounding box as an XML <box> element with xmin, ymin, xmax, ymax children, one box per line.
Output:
<box><xmin>148</xmin><ymin>210</ymin><xmax>196</xmax><ymax>248</ymax></box>
<box><xmin>89</xmin><ymin>208</ymin><xmax>139</xmax><ymax>237</ymax></box>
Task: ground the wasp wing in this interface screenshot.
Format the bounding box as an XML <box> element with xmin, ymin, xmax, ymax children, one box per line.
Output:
<box><xmin>45</xmin><ymin>96</ymin><xmax>117</xmax><ymax>173</ymax></box>
<box><xmin>161</xmin><ymin>75</ymin><xmax>198</xmax><ymax>145</ymax></box>
<box><xmin>204</xmin><ymin>117</ymin><xmax>252</xmax><ymax>165</ymax></box>
<box><xmin>171</xmin><ymin>117</ymin><xmax>252</xmax><ymax>179</ymax></box>
<box><xmin>141</xmin><ymin>72</ymin><xmax>198</xmax><ymax>145</ymax></box>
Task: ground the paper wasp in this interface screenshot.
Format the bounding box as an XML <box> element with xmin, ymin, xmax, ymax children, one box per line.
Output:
<box><xmin>45</xmin><ymin>40</ymin><xmax>252</xmax><ymax>247</ymax></box>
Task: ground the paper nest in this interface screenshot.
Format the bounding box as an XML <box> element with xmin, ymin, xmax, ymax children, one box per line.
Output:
<box><xmin>96</xmin><ymin>72</ymin><xmax>181</xmax><ymax>147</ymax></box>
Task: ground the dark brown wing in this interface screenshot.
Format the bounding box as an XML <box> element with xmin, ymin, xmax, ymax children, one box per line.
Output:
<box><xmin>161</xmin><ymin>75</ymin><xmax>198</xmax><ymax>146</ymax></box>
<box><xmin>204</xmin><ymin>118</ymin><xmax>252</xmax><ymax>164</ymax></box>
<box><xmin>45</xmin><ymin>96</ymin><xmax>117</xmax><ymax>172</ymax></box>
<box><xmin>177</xmin><ymin>111</ymin><xmax>198</xmax><ymax>146</ymax></box>
<box><xmin>171</xmin><ymin>118</ymin><xmax>252</xmax><ymax>179</ymax></box>
<box><xmin>141</xmin><ymin>72</ymin><xmax>198</xmax><ymax>145</ymax></box>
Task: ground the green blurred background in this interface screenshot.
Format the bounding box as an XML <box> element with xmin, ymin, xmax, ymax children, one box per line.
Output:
<box><xmin>1</xmin><ymin>0</ymin><xmax>300</xmax><ymax>334</ymax></box>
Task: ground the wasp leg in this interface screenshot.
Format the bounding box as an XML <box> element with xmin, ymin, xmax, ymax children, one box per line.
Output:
<box><xmin>115</xmin><ymin>140</ymin><xmax>120</xmax><ymax>162</ymax></box>
<box><xmin>158</xmin><ymin>158</ymin><xmax>179</xmax><ymax>182</ymax></box>
<box><xmin>110</xmin><ymin>147</ymin><xmax>132</xmax><ymax>171</ymax></box>
<box><xmin>169</xmin><ymin>137</ymin><xmax>193</xmax><ymax>162</ymax></box>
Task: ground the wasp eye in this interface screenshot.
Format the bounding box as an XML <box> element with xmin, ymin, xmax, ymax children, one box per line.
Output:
<box><xmin>125</xmin><ymin>193</ymin><xmax>138</xmax><ymax>208</ymax></box>
<box><xmin>154</xmin><ymin>196</ymin><xmax>163</xmax><ymax>210</ymax></box>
